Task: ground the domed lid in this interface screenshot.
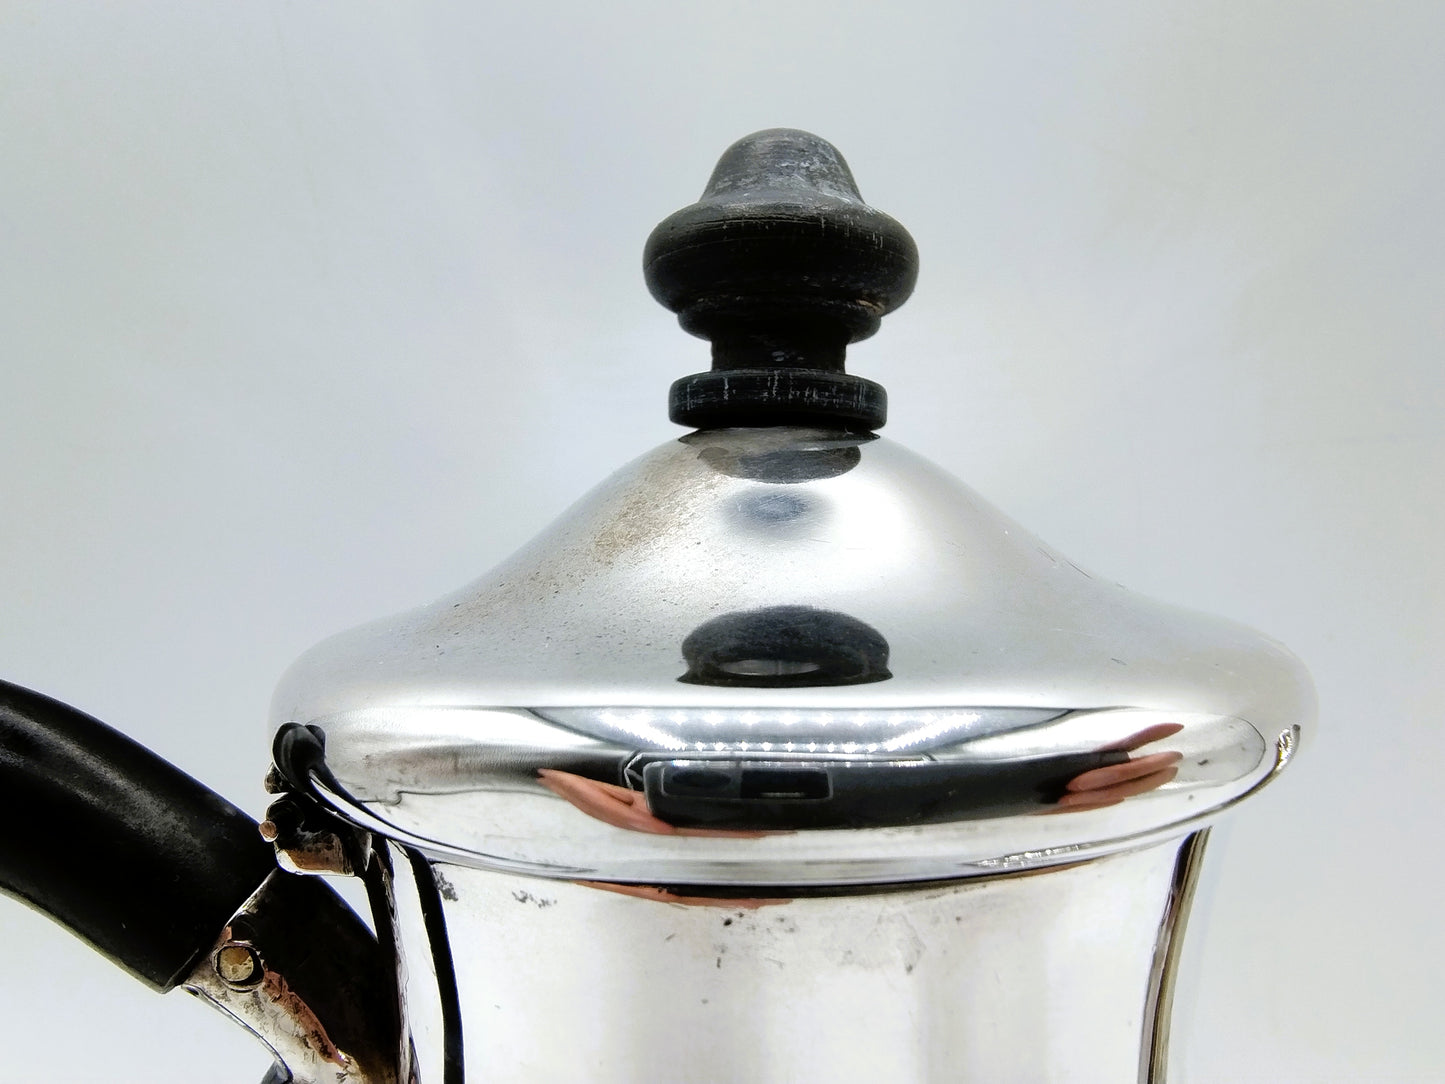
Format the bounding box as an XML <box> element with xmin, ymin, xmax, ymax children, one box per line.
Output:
<box><xmin>269</xmin><ymin>132</ymin><xmax>1312</xmax><ymax>887</ymax></box>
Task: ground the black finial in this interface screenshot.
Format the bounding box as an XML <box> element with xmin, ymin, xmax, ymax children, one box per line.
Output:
<box><xmin>645</xmin><ymin>129</ymin><xmax>917</xmax><ymax>431</ymax></box>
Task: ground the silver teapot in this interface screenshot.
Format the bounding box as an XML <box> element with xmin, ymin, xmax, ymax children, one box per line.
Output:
<box><xmin>0</xmin><ymin>130</ymin><xmax>1312</xmax><ymax>1083</ymax></box>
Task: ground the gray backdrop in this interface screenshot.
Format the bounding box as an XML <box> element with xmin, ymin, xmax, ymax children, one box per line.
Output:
<box><xmin>1</xmin><ymin>3</ymin><xmax>1440</xmax><ymax>1080</ymax></box>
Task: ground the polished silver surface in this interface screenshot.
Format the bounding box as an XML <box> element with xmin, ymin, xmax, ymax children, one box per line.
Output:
<box><xmin>272</xmin><ymin>428</ymin><xmax>1312</xmax><ymax>879</ymax></box>
<box><xmin>386</xmin><ymin>836</ymin><xmax>1204</xmax><ymax>1083</ymax></box>
<box><xmin>275</xmin><ymin>429</ymin><xmax>1311</xmax><ymax>716</ymax></box>
<box><xmin>1142</xmin><ymin>829</ymin><xmax>1211</xmax><ymax>1083</ymax></box>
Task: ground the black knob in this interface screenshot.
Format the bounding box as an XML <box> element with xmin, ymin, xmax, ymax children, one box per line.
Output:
<box><xmin>645</xmin><ymin>129</ymin><xmax>918</xmax><ymax>431</ymax></box>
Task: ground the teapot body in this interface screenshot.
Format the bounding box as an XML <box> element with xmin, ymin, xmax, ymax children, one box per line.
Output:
<box><xmin>385</xmin><ymin>835</ymin><xmax>1205</xmax><ymax>1083</ymax></box>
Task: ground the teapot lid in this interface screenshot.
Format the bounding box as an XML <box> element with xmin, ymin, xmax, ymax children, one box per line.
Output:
<box><xmin>268</xmin><ymin>132</ymin><xmax>1312</xmax><ymax>887</ymax></box>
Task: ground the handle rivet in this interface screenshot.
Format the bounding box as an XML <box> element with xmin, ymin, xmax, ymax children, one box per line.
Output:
<box><xmin>215</xmin><ymin>942</ymin><xmax>263</xmax><ymax>987</ymax></box>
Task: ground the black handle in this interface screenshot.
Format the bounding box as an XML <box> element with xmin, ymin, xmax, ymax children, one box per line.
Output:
<box><xmin>0</xmin><ymin>679</ymin><xmax>278</xmax><ymax>990</ymax></box>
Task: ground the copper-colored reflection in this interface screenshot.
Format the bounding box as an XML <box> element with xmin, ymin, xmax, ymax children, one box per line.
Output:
<box><xmin>576</xmin><ymin>880</ymin><xmax>791</xmax><ymax>909</ymax></box>
<box><xmin>536</xmin><ymin>769</ymin><xmax>770</xmax><ymax>838</ymax></box>
<box><xmin>1052</xmin><ymin>723</ymin><xmax>1185</xmax><ymax>812</ymax></box>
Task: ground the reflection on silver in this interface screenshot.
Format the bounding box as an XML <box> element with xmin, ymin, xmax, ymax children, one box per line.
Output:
<box><xmin>289</xmin><ymin>703</ymin><xmax>1268</xmax><ymax>886</ymax></box>
<box><xmin>539</xmin><ymin>705</ymin><xmax>1053</xmax><ymax>750</ymax></box>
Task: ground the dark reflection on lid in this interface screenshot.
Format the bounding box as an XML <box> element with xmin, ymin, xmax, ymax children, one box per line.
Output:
<box><xmin>536</xmin><ymin>769</ymin><xmax>771</xmax><ymax>840</ymax></box>
<box><xmin>686</xmin><ymin>432</ymin><xmax>874</xmax><ymax>483</ymax></box>
<box><xmin>679</xmin><ymin>605</ymin><xmax>891</xmax><ymax>687</ymax></box>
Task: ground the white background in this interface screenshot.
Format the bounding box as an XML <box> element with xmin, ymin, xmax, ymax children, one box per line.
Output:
<box><xmin>1</xmin><ymin>3</ymin><xmax>1440</xmax><ymax>1081</ymax></box>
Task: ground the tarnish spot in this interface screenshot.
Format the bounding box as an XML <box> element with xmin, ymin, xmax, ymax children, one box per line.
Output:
<box><xmin>260</xmin><ymin>970</ymin><xmax>350</xmax><ymax>1068</ymax></box>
